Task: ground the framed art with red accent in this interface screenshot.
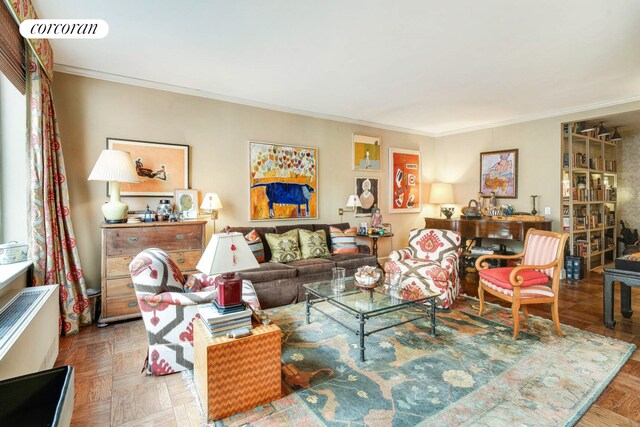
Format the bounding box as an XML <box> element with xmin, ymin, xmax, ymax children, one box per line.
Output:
<box><xmin>389</xmin><ymin>147</ymin><xmax>421</xmax><ymax>213</ymax></box>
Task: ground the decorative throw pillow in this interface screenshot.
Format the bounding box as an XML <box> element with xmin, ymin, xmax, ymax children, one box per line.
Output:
<box><xmin>265</xmin><ymin>229</ymin><xmax>302</xmax><ymax>263</ymax></box>
<box><xmin>329</xmin><ymin>226</ymin><xmax>358</xmax><ymax>254</ymax></box>
<box><xmin>299</xmin><ymin>229</ymin><xmax>331</xmax><ymax>259</ymax></box>
<box><xmin>244</xmin><ymin>229</ymin><xmax>266</xmax><ymax>263</ymax></box>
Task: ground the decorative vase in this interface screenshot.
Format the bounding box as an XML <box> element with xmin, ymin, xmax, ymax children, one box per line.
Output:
<box><xmin>156</xmin><ymin>199</ymin><xmax>173</xmax><ymax>219</ymax></box>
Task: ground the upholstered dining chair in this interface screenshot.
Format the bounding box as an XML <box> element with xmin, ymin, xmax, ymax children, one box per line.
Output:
<box><xmin>475</xmin><ymin>229</ymin><xmax>569</xmax><ymax>339</ymax></box>
<box><xmin>383</xmin><ymin>228</ymin><xmax>462</xmax><ymax>309</ymax></box>
<box><xmin>129</xmin><ymin>248</ymin><xmax>260</xmax><ymax>375</ymax></box>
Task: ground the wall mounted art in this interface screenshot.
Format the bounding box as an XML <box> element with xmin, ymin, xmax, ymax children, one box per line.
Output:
<box><xmin>389</xmin><ymin>147</ymin><xmax>421</xmax><ymax>213</ymax></box>
<box><xmin>353</xmin><ymin>134</ymin><xmax>381</xmax><ymax>171</ymax></box>
<box><xmin>355</xmin><ymin>177</ymin><xmax>379</xmax><ymax>217</ymax></box>
<box><xmin>249</xmin><ymin>141</ymin><xmax>318</xmax><ymax>221</ymax></box>
<box><xmin>107</xmin><ymin>138</ymin><xmax>189</xmax><ymax>197</ymax></box>
<box><xmin>479</xmin><ymin>149</ymin><xmax>518</xmax><ymax>198</ymax></box>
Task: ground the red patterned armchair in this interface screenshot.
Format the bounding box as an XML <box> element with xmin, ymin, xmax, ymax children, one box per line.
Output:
<box><xmin>129</xmin><ymin>248</ymin><xmax>260</xmax><ymax>375</ymax></box>
<box><xmin>384</xmin><ymin>229</ymin><xmax>462</xmax><ymax>309</ymax></box>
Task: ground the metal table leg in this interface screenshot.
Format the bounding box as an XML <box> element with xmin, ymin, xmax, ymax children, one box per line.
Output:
<box><xmin>359</xmin><ymin>313</ymin><xmax>366</xmax><ymax>362</ymax></box>
<box><xmin>306</xmin><ymin>291</ymin><xmax>311</xmax><ymax>324</ymax></box>
<box><xmin>430</xmin><ymin>299</ymin><xmax>436</xmax><ymax>336</ymax></box>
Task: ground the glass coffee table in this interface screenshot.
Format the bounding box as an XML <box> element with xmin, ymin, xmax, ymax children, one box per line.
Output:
<box><xmin>304</xmin><ymin>278</ymin><xmax>439</xmax><ymax>361</ymax></box>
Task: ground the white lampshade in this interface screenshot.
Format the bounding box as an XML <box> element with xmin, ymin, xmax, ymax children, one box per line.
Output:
<box><xmin>345</xmin><ymin>195</ymin><xmax>363</xmax><ymax>208</ymax></box>
<box><xmin>88</xmin><ymin>150</ymin><xmax>140</xmax><ymax>183</ymax></box>
<box><xmin>200</xmin><ymin>193</ymin><xmax>223</xmax><ymax>210</ymax></box>
<box><xmin>196</xmin><ymin>232</ymin><xmax>259</xmax><ymax>275</ymax></box>
<box><xmin>429</xmin><ymin>183</ymin><xmax>454</xmax><ymax>204</ymax></box>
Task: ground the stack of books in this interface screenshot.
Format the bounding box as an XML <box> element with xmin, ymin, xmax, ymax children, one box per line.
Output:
<box><xmin>198</xmin><ymin>304</ymin><xmax>253</xmax><ymax>337</ymax></box>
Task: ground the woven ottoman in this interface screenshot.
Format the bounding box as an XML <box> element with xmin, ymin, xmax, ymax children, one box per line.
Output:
<box><xmin>193</xmin><ymin>318</ymin><xmax>282</xmax><ymax>422</ymax></box>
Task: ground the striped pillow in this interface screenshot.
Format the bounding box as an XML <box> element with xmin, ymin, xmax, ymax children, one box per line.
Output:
<box><xmin>245</xmin><ymin>229</ymin><xmax>266</xmax><ymax>263</ymax></box>
<box><xmin>330</xmin><ymin>226</ymin><xmax>358</xmax><ymax>254</ymax></box>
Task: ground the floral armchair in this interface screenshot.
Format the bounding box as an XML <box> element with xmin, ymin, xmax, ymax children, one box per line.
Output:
<box><xmin>384</xmin><ymin>229</ymin><xmax>462</xmax><ymax>309</ymax></box>
<box><xmin>129</xmin><ymin>248</ymin><xmax>260</xmax><ymax>375</ymax></box>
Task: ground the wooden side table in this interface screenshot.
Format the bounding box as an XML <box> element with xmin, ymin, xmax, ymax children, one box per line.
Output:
<box><xmin>357</xmin><ymin>233</ymin><xmax>394</xmax><ymax>267</ymax></box>
<box><xmin>193</xmin><ymin>318</ymin><xmax>282</xmax><ymax>422</ymax></box>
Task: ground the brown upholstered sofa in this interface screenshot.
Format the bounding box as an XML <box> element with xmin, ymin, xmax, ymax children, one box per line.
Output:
<box><xmin>229</xmin><ymin>223</ymin><xmax>377</xmax><ymax>308</ymax></box>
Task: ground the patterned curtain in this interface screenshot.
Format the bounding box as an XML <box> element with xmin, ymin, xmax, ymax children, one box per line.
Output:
<box><xmin>27</xmin><ymin>51</ymin><xmax>91</xmax><ymax>335</ymax></box>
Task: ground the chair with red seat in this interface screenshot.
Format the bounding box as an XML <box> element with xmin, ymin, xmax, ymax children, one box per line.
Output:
<box><xmin>475</xmin><ymin>229</ymin><xmax>569</xmax><ymax>339</ymax></box>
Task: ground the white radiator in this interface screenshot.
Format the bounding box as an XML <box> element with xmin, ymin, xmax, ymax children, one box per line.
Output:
<box><xmin>0</xmin><ymin>285</ymin><xmax>59</xmax><ymax>381</ymax></box>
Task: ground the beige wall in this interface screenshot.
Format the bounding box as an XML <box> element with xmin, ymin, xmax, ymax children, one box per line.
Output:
<box><xmin>52</xmin><ymin>73</ymin><xmax>434</xmax><ymax>290</ymax></box>
<box><xmin>433</xmin><ymin>101</ymin><xmax>640</xmax><ymax>234</ymax></box>
<box><xmin>618</xmin><ymin>129</ymin><xmax>640</xmax><ymax>232</ymax></box>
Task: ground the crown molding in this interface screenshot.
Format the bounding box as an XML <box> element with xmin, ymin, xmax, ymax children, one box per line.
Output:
<box><xmin>53</xmin><ymin>64</ymin><xmax>436</xmax><ymax>138</ymax></box>
<box><xmin>432</xmin><ymin>95</ymin><xmax>640</xmax><ymax>137</ymax></box>
<box><xmin>54</xmin><ymin>64</ymin><xmax>640</xmax><ymax>139</ymax></box>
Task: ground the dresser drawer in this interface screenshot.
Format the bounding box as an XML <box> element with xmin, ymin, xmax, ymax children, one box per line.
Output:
<box><xmin>155</xmin><ymin>225</ymin><xmax>203</xmax><ymax>252</ymax></box>
<box><xmin>105</xmin><ymin>277</ymin><xmax>136</xmax><ymax>299</ymax></box>
<box><xmin>106</xmin><ymin>255</ymin><xmax>135</xmax><ymax>278</ymax></box>
<box><xmin>169</xmin><ymin>250</ymin><xmax>202</xmax><ymax>271</ymax></box>
<box><xmin>104</xmin><ymin>295</ymin><xmax>140</xmax><ymax>319</ymax></box>
<box><xmin>105</xmin><ymin>228</ymin><xmax>155</xmax><ymax>256</ymax></box>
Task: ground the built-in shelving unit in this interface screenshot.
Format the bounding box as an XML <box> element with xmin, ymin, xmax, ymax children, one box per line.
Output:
<box><xmin>562</xmin><ymin>122</ymin><xmax>618</xmax><ymax>271</ymax></box>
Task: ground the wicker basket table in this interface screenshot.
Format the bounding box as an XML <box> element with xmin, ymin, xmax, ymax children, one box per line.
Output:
<box><xmin>193</xmin><ymin>318</ymin><xmax>282</xmax><ymax>422</ymax></box>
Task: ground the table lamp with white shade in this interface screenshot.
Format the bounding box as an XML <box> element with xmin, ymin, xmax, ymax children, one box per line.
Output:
<box><xmin>345</xmin><ymin>194</ymin><xmax>362</xmax><ymax>212</ymax></box>
<box><xmin>429</xmin><ymin>183</ymin><xmax>455</xmax><ymax>218</ymax></box>
<box><xmin>196</xmin><ymin>230</ymin><xmax>259</xmax><ymax>310</ymax></box>
<box><xmin>88</xmin><ymin>150</ymin><xmax>140</xmax><ymax>223</ymax></box>
<box><xmin>200</xmin><ymin>192</ymin><xmax>223</xmax><ymax>232</ymax></box>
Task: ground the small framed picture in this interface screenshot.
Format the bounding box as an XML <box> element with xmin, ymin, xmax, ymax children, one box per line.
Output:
<box><xmin>174</xmin><ymin>189</ymin><xmax>198</xmax><ymax>219</ymax></box>
<box><xmin>479</xmin><ymin>149</ymin><xmax>518</xmax><ymax>198</ymax></box>
<box><xmin>353</xmin><ymin>134</ymin><xmax>381</xmax><ymax>171</ymax></box>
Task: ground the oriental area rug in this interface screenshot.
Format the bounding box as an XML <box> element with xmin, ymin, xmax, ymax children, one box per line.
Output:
<box><xmin>187</xmin><ymin>295</ymin><xmax>635</xmax><ymax>426</ymax></box>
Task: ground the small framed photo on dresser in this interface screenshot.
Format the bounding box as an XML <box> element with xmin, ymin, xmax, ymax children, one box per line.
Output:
<box><xmin>174</xmin><ymin>189</ymin><xmax>198</xmax><ymax>219</ymax></box>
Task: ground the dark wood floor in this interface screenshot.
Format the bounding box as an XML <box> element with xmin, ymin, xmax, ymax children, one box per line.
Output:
<box><xmin>56</xmin><ymin>272</ymin><xmax>640</xmax><ymax>426</ymax></box>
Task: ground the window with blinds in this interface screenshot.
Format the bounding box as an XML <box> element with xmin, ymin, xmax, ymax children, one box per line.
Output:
<box><xmin>0</xmin><ymin>2</ymin><xmax>25</xmax><ymax>94</ymax></box>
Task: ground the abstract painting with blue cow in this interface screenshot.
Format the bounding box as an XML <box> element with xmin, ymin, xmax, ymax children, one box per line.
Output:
<box><xmin>249</xmin><ymin>142</ymin><xmax>318</xmax><ymax>220</ymax></box>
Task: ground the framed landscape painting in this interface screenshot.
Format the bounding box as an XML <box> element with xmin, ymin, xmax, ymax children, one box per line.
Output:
<box><xmin>249</xmin><ymin>141</ymin><xmax>318</xmax><ymax>221</ymax></box>
<box><xmin>107</xmin><ymin>138</ymin><xmax>189</xmax><ymax>197</ymax></box>
<box><xmin>480</xmin><ymin>149</ymin><xmax>518</xmax><ymax>198</ymax></box>
<box><xmin>352</xmin><ymin>134</ymin><xmax>381</xmax><ymax>171</ymax></box>
<box><xmin>388</xmin><ymin>147</ymin><xmax>421</xmax><ymax>213</ymax></box>
<box><xmin>355</xmin><ymin>177</ymin><xmax>379</xmax><ymax>217</ymax></box>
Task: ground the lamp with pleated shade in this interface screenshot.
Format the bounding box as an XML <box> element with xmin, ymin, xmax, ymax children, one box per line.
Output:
<box><xmin>88</xmin><ymin>150</ymin><xmax>140</xmax><ymax>223</ymax></box>
<box><xmin>196</xmin><ymin>231</ymin><xmax>259</xmax><ymax>308</ymax></box>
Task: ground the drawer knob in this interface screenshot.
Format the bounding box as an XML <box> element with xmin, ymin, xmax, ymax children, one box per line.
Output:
<box><xmin>176</xmin><ymin>234</ymin><xmax>185</xmax><ymax>240</ymax></box>
<box><xmin>176</xmin><ymin>258</ymin><xmax>185</xmax><ymax>264</ymax></box>
<box><xmin>127</xmin><ymin>237</ymin><xmax>138</xmax><ymax>243</ymax></box>
<box><xmin>127</xmin><ymin>283</ymin><xmax>134</xmax><ymax>288</ymax></box>
<box><xmin>128</xmin><ymin>302</ymin><xmax>137</xmax><ymax>308</ymax></box>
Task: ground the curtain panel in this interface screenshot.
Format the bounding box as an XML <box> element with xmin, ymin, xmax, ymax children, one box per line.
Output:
<box><xmin>28</xmin><ymin>51</ymin><xmax>91</xmax><ymax>335</ymax></box>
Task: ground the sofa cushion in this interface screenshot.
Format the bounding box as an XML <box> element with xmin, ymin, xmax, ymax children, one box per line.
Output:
<box><xmin>274</xmin><ymin>224</ymin><xmax>314</xmax><ymax>234</ymax></box>
<box><xmin>244</xmin><ymin>229</ymin><xmax>266</xmax><ymax>263</ymax></box>
<box><xmin>229</xmin><ymin>226</ymin><xmax>275</xmax><ymax>260</ymax></box>
<box><xmin>329</xmin><ymin>226</ymin><xmax>358</xmax><ymax>254</ymax></box>
<box><xmin>314</xmin><ymin>223</ymin><xmax>350</xmax><ymax>252</ymax></box>
<box><xmin>299</xmin><ymin>229</ymin><xmax>331</xmax><ymax>259</ymax></box>
<box><xmin>330</xmin><ymin>253</ymin><xmax>377</xmax><ymax>270</ymax></box>
<box><xmin>265</xmin><ymin>229</ymin><xmax>302</xmax><ymax>263</ymax></box>
<box><xmin>237</xmin><ymin>262</ymin><xmax>297</xmax><ymax>283</ymax></box>
<box><xmin>287</xmin><ymin>258</ymin><xmax>336</xmax><ymax>276</ymax></box>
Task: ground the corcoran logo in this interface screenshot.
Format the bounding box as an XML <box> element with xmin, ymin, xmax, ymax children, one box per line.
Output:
<box><xmin>19</xmin><ymin>19</ymin><xmax>108</xmax><ymax>39</ymax></box>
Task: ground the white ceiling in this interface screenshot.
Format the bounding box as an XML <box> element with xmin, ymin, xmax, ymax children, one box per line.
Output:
<box><xmin>33</xmin><ymin>0</ymin><xmax>640</xmax><ymax>135</ymax></box>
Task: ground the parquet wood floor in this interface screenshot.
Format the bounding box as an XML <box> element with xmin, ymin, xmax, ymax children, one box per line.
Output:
<box><xmin>55</xmin><ymin>272</ymin><xmax>640</xmax><ymax>426</ymax></box>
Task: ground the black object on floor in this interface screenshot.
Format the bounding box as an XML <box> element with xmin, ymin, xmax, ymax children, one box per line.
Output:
<box><xmin>0</xmin><ymin>365</ymin><xmax>74</xmax><ymax>427</ymax></box>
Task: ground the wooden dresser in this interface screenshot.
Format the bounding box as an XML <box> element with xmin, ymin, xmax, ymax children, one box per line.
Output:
<box><xmin>100</xmin><ymin>220</ymin><xmax>207</xmax><ymax>324</ymax></box>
